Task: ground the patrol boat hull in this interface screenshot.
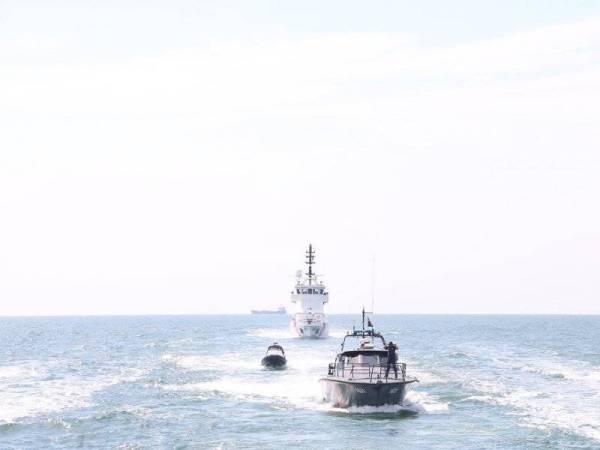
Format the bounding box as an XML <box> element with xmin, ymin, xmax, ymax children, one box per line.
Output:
<box><xmin>319</xmin><ymin>377</ymin><xmax>415</xmax><ymax>407</ymax></box>
<box><xmin>261</xmin><ymin>354</ymin><xmax>287</xmax><ymax>369</ymax></box>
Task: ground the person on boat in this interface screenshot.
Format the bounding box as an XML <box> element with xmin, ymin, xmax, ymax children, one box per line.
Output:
<box><xmin>384</xmin><ymin>341</ymin><xmax>398</xmax><ymax>379</ymax></box>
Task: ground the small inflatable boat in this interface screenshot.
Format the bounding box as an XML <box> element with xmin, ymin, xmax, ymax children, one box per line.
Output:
<box><xmin>261</xmin><ymin>343</ymin><xmax>287</xmax><ymax>369</ymax></box>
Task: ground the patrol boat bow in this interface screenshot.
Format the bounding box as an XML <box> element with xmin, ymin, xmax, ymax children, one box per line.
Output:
<box><xmin>319</xmin><ymin>310</ymin><xmax>418</xmax><ymax>407</ymax></box>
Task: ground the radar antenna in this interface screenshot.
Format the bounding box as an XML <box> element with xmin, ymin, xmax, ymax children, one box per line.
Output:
<box><xmin>305</xmin><ymin>244</ymin><xmax>316</xmax><ymax>285</ymax></box>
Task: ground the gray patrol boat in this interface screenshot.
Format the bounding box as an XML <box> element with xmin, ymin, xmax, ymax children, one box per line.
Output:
<box><xmin>319</xmin><ymin>310</ymin><xmax>418</xmax><ymax>408</ymax></box>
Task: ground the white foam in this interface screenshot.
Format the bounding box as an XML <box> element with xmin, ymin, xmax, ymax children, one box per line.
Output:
<box><xmin>461</xmin><ymin>374</ymin><xmax>600</xmax><ymax>442</ymax></box>
<box><xmin>522</xmin><ymin>360</ymin><xmax>600</xmax><ymax>389</ymax></box>
<box><xmin>46</xmin><ymin>417</ymin><xmax>72</xmax><ymax>430</ymax></box>
<box><xmin>162</xmin><ymin>353</ymin><xmax>259</xmax><ymax>371</ymax></box>
<box><xmin>162</xmin><ymin>374</ymin><xmax>323</xmax><ymax>411</ymax></box>
<box><xmin>463</xmin><ymin>394</ymin><xmax>496</xmax><ymax>404</ymax></box>
<box><xmin>332</xmin><ymin>403</ymin><xmax>419</xmax><ymax>414</ymax></box>
<box><xmin>412</xmin><ymin>370</ymin><xmax>445</xmax><ymax>385</ymax></box>
<box><xmin>0</xmin><ymin>366</ymin><xmax>147</xmax><ymax>424</ymax></box>
<box><xmin>466</xmin><ymin>378</ymin><xmax>508</xmax><ymax>396</ymax></box>
<box><xmin>504</xmin><ymin>390</ymin><xmax>600</xmax><ymax>442</ymax></box>
<box><xmin>0</xmin><ymin>377</ymin><xmax>109</xmax><ymax>423</ymax></box>
<box><xmin>405</xmin><ymin>390</ymin><xmax>450</xmax><ymax>413</ymax></box>
<box><xmin>162</xmin><ymin>371</ymin><xmax>449</xmax><ymax>416</ymax></box>
<box><xmin>247</xmin><ymin>328</ymin><xmax>294</xmax><ymax>339</ymax></box>
<box><xmin>492</xmin><ymin>355</ymin><xmax>600</xmax><ymax>390</ymax></box>
<box><xmin>0</xmin><ymin>363</ymin><xmax>44</xmax><ymax>380</ymax></box>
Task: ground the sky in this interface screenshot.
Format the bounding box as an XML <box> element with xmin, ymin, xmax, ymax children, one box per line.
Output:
<box><xmin>1</xmin><ymin>1</ymin><xmax>599</xmax><ymax>315</ymax></box>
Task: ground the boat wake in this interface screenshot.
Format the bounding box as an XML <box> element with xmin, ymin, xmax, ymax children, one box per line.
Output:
<box><xmin>337</xmin><ymin>404</ymin><xmax>419</xmax><ymax>415</ymax></box>
<box><xmin>246</xmin><ymin>328</ymin><xmax>294</xmax><ymax>340</ymax></box>
<box><xmin>162</xmin><ymin>371</ymin><xmax>448</xmax><ymax>416</ymax></box>
<box><xmin>459</xmin><ymin>361</ymin><xmax>600</xmax><ymax>442</ymax></box>
<box><xmin>161</xmin><ymin>376</ymin><xmax>322</xmax><ymax>409</ymax></box>
<box><xmin>517</xmin><ymin>359</ymin><xmax>600</xmax><ymax>390</ymax></box>
<box><xmin>162</xmin><ymin>353</ymin><xmax>260</xmax><ymax>371</ymax></box>
<box><xmin>0</xmin><ymin>362</ymin><xmax>146</xmax><ymax>424</ymax></box>
<box><xmin>329</xmin><ymin>390</ymin><xmax>448</xmax><ymax>415</ymax></box>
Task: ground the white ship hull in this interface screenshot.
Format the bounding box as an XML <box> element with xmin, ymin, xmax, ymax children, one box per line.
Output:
<box><xmin>291</xmin><ymin>315</ymin><xmax>328</xmax><ymax>339</ymax></box>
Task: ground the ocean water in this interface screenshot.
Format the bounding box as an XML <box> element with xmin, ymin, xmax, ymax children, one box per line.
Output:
<box><xmin>0</xmin><ymin>315</ymin><xmax>599</xmax><ymax>449</ymax></box>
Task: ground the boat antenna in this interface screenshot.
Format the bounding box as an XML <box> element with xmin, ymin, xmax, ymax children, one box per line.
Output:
<box><xmin>305</xmin><ymin>243</ymin><xmax>315</xmax><ymax>285</ymax></box>
<box><xmin>371</xmin><ymin>232</ymin><xmax>378</xmax><ymax>314</ymax></box>
<box><xmin>371</xmin><ymin>253</ymin><xmax>375</xmax><ymax>314</ymax></box>
<box><xmin>362</xmin><ymin>306</ymin><xmax>365</xmax><ymax>332</ymax></box>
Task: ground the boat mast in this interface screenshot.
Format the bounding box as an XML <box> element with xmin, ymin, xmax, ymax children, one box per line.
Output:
<box><xmin>305</xmin><ymin>244</ymin><xmax>315</xmax><ymax>286</ymax></box>
<box><xmin>362</xmin><ymin>307</ymin><xmax>365</xmax><ymax>332</ymax></box>
<box><xmin>371</xmin><ymin>254</ymin><xmax>375</xmax><ymax>314</ymax></box>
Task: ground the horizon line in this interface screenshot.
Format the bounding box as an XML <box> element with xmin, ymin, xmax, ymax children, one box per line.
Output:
<box><xmin>1</xmin><ymin>312</ymin><xmax>598</xmax><ymax>318</ymax></box>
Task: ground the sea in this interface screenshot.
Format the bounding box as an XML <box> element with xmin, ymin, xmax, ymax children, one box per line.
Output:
<box><xmin>0</xmin><ymin>315</ymin><xmax>599</xmax><ymax>449</ymax></box>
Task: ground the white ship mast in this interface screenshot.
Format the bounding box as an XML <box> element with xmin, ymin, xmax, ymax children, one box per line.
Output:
<box><xmin>290</xmin><ymin>244</ymin><xmax>329</xmax><ymax>338</ymax></box>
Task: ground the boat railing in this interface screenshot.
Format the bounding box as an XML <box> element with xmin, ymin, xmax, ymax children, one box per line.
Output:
<box><xmin>327</xmin><ymin>361</ymin><xmax>410</xmax><ymax>382</ymax></box>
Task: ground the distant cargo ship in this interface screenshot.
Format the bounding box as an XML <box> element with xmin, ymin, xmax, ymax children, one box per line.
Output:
<box><xmin>251</xmin><ymin>306</ymin><xmax>287</xmax><ymax>315</ymax></box>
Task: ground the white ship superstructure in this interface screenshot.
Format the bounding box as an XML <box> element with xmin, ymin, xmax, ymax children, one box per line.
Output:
<box><xmin>290</xmin><ymin>244</ymin><xmax>329</xmax><ymax>338</ymax></box>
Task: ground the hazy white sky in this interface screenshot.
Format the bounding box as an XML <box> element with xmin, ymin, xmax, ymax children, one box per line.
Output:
<box><xmin>1</xmin><ymin>1</ymin><xmax>599</xmax><ymax>315</ymax></box>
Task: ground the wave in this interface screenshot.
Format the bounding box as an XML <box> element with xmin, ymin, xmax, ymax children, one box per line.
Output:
<box><xmin>446</xmin><ymin>351</ymin><xmax>476</xmax><ymax>359</ymax></box>
<box><xmin>46</xmin><ymin>417</ymin><xmax>73</xmax><ymax>430</ymax></box>
<box><xmin>411</xmin><ymin>370</ymin><xmax>446</xmax><ymax>386</ymax></box>
<box><xmin>161</xmin><ymin>375</ymin><xmax>322</xmax><ymax>410</ymax></box>
<box><xmin>0</xmin><ymin>363</ymin><xmax>44</xmax><ymax>381</ymax></box>
<box><xmin>162</xmin><ymin>353</ymin><xmax>259</xmax><ymax>371</ymax></box>
<box><xmin>246</xmin><ymin>328</ymin><xmax>294</xmax><ymax>339</ymax></box>
<box><xmin>161</xmin><ymin>373</ymin><xmax>448</xmax><ymax>416</ymax></box>
<box><xmin>460</xmin><ymin>374</ymin><xmax>600</xmax><ymax>442</ymax></box>
<box><xmin>90</xmin><ymin>405</ymin><xmax>154</xmax><ymax>422</ymax></box>
<box><xmin>405</xmin><ymin>390</ymin><xmax>449</xmax><ymax>413</ymax></box>
<box><xmin>0</xmin><ymin>365</ymin><xmax>147</xmax><ymax>424</ymax></box>
<box><xmin>517</xmin><ymin>359</ymin><xmax>600</xmax><ymax>389</ymax></box>
<box><xmin>332</xmin><ymin>404</ymin><xmax>419</xmax><ymax>415</ymax></box>
<box><xmin>1</xmin><ymin>377</ymin><xmax>108</xmax><ymax>423</ymax></box>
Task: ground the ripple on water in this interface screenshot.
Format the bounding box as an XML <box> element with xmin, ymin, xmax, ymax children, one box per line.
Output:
<box><xmin>0</xmin><ymin>363</ymin><xmax>148</xmax><ymax>424</ymax></box>
<box><xmin>456</xmin><ymin>361</ymin><xmax>600</xmax><ymax>442</ymax></box>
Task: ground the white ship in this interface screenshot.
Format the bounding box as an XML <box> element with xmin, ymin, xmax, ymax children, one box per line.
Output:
<box><xmin>290</xmin><ymin>244</ymin><xmax>329</xmax><ymax>338</ymax></box>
